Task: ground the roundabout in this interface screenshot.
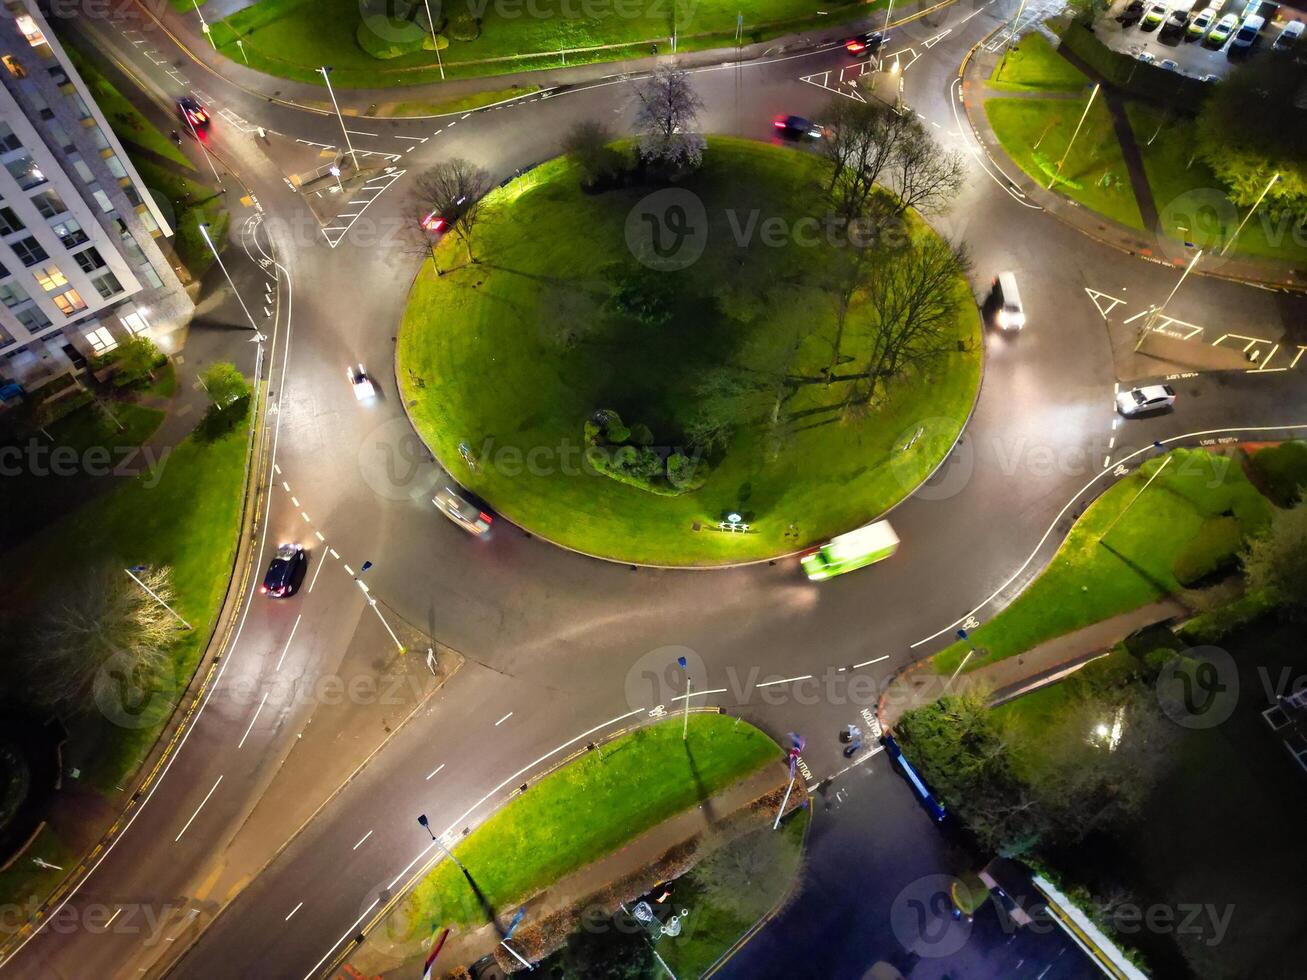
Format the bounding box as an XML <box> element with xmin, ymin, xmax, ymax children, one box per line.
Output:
<box><xmin>398</xmin><ymin>137</ymin><xmax>981</xmax><ymax>564</ymax></box>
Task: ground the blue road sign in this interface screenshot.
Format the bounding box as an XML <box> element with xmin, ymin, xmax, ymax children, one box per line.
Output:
<box><xmin>505</xmin><ymin>906</ymin><xmax>526</xmax><ymax>939</ymax></box>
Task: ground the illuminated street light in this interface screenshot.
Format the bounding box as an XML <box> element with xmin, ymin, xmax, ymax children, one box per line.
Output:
<box><xmin>199</xmin><ymin>223</ymin><xmax>259</xmax><ymax>332</ymax></box>
<box><xmin>318</xmin><ymin>66</ymin><xmax>359</xmax><ymax>173</ymax></box>
<box><xmin>417</xmin><ymin>814</ymin><xmax>466</xmax><ymax>873</ymax></box>
<box><xmin>1049</xmin><ymin>84</ymin><xmax>1100</xmax><ymax>190</ymax></box>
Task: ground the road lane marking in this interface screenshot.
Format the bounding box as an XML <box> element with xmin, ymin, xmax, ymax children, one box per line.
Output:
<box><xmin>174</xmin><ymin>775</ymin><xmax>223</xmax><ymax>842</ymax></box>
<box><xmin>238</xmin><ymin>691</ymin><xmax>269</xmax><ymax>748</ymax></box>
<box><xmin>670</xmin><ymin>687</ymin><xmax>728</xmax><ymax>702</ymax></box>
<box><xmin>352</xmin><ymin>830</ymin><xmax>373</xmax><ymax>850</ymax></box>
<box><xmin>394</xmin><ymin>134</ymin><xmax>428</xmax><ymax>142</ymax></box>
<box><xmin>304</xmin><ymin>899</ymin><xmax>378</xmax><ymax>980</ymax></box>
<box><xmin>105</xmin><ymin>907</ymin><xmax>122</xmax><ymax>928</ymax></box>
<box><xmin>426</xmin><ymin>763</ymin><xmax>445</xmax><ymax>780</ymax></box>
<box><xmin>282</xmin><ymin>481</ymin><xmax>290</xmax><ymax>492</ymax></box>
<box><xmin>307</xmin><ymin>554</ymin><xmax>327</xmax><ymax>593</ymax></box>
<box><xmin>754</xmin><ymin>674</ymin><xmax>813</xmax><ymax>688</ymax></box>
<box><xmin>301</xmin><ymin>511</ymin><xmax>311</xmax><ymax>522</ymax></box>
<box><xmin>315</xmin><ymin>530</ymin><xmax>325</xmax><ymax>541</ymax></box>
<box><xmin>846</xmin><ymin>655</ymin><xmax>890</xmax><ymax>670</ymax></box>
<box><xmin>343</xmin><ymin>564</ymin><xmax>355</xmax><ymax>576</ymax></box>
<box><xmin>345</xmin><ymin>129</ymin><xmax>379</xmax><ymax>136</ymax></box>
<box><xmin>329</xmin><ymin>548</ymin><xmax>340</xmax><ymax>559</ymax></box>
<box><xmin>291</xmin><ymin>496</ymin><xmax>299</xmax><ymax>507</ymax></box>
<box><xmin>494</xmin><ymin>712</ymin><xmax>513</xmax><ymax>726</ymax></box>
<box><xmin>276</xmin><ymin>614</ymin><xmax>302</xmax><ymax>671</ymax></box>
<box><xmin>285</xmin><ymin>902</ymin><xmax>303</xmax><ymax>921</ymax></box>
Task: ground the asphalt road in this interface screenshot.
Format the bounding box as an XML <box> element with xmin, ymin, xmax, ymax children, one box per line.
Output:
<box><xmin>6</xmin><ymin>2</ymin><xmax>1306</xmax><ymax>978</ymax></box>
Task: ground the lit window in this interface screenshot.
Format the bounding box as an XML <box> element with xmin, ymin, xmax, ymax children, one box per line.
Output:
<box><xmin>47</xmin><ymin>122</ymin><xmax>74</xmax><ymax>153</ymax></box>
<box><xmin>72</xmin><ymin>158</ymin><xmax>94</xmax><ymax>183</ymax></box>
<box><xmin>121</xmin><ymin>310</ymin><xmax>149</xmax><ymax>335</ymax></box>
<box><xmin>73</xmin><ymin>247</ymin><xmax>105</xmax><ymax>273</ymax></box>
<box><xmin>86</xmin><ymin>325</ymin><xmax>117</xmax><ymax>353</ymax></box>
<box><xmin>105</xmin><ymin>155</ymin><xmax>127</xmax><ymax>180</ymax></box>
<box><xmin>92</xmin><ymin>189</ymin><xmax>113</xmax><ymax>213</ymax></box>
<box><xmin>89</xmin><ymin>126</ymin><xmax>110</xmax><ymax>152</ymax></box>
<box><xmin>52</xmin><ymin>288</ymin><xmax>86</xmax><ymax>316</ymax></box>
<box><xmin>93</xmin><ymin>271</ymin><xmax>123</xmax><ymax>299</ymax></box>
<box><xmin>2</xmin><ymin>56</ymin><xmax>26</xmax><ymax>79</ymax></box>
<box><xmin>138</xmin><ymin>263</ymin><xmax>162</xmax><ymax>289</ymax></box>
<box><xmin>15</xmin><ymin>15</ymin><xmax>48</xmax><ymax>48</ymax></box>
<box><xmin>33</xmin><ymin>265</ymin><xmax>67</xmax><ymax>291</ymax></box>
<box><xmin>138</xmin><ymin>206</ymin><xmax>158</xmax><ymax>234</ymax></box>
<box><xmin>5</xmin><ymin>153</ymin><xmax>46</xmax><ymax>190</ymax></box>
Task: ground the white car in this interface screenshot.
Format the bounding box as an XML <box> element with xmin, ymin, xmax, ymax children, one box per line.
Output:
<box><xmin>1141</xmin><ymin>1</ymin><xmax>1169</xmax><ymax>29</ymax></box>
<box><xmin>1116</xmin><ymin>384</ymin><xmax>1177</xmax><ymax>417</ymax></box>
<box><xmin>348</xmin><ymin>363</ymin><xmax>376</xmax><ymax>400</ymax></box>
<box><xmin>1207</xmin><ymin>12</ymin><xmax>1239</xmax><ymax>45</ymax></box>
<box><xmin>1159</xmin><ymin>58</ymin><xmax>1180</xmax><ymax>70</ymax></box>
<box><xmin>1187</xmin><ymin>7</ymin><xmax>1216</xmax><ymax>38</ymax></box>
<box><xmin>1137</xmin><ymin>50</ymin><xmax>1158</xmax><ymax>64</ymax></box>
<box><xmin>433</xmin><ymin>485</ymin><xmax>493</xmax><ymax>535</ymax></box>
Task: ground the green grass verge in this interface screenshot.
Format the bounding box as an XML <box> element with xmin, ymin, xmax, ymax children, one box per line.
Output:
<box><xmin>403</xmin><ymin>714</ymin><xmax>778</xmax><ymax>929</ymax></box>
<box><xmin>4</xmin><ymin>410</ymin><xmax>251</xmax><ymax>790</ymax></box>
<box><xmin>128</xmin><ymin>159</ymin><xmax>229</xmax><ymax>279</ymax></box>
<box><xmin>377</xmin><ymin>85</ymin><xmax>541</xmax><ymax>117</ymax></box>
<box><xmin>1126</xmin><ymin>104</ymin><xmax>1307</xmax><ymax>265</ymax></box>
<box><xmin>0</xmin><ymin>826</ymin><xmax>76</xmax><ymax>908</ymax></box>
<box><xmin>985</xmin><ymin>95</ymin><xmax>1143</xmax><ymax>230</ymax></box>
<box><xmin>398</xmin><ymin>137</ymin><xmax>981</xmax><ymax>565</ymax></box>
<box><xmin>659</xmin><ymin>809</ymin><xmax>807</xmax><ymax>978</ymax></box>
<box><xmin>989</xmin><ymin>33</ymin><xmax>1089</xmax><ymax>92</ymax></box>
<box><xmin>209</xmin><ymin>0</ymin><xmax>874</xmax><ymax>86</ymax></box>
<box><xmin>933</xmin><ymin>448</ymin><xmax>1271</xmax><ymax>676</ymax></box>
<box><xmin>64</xmin><ymin>45</ymin><xmax>193</xmax><ymax>171</ymax></box>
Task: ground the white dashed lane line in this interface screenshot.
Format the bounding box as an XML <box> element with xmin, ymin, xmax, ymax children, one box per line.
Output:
<box><xmin>276</xmin><ymin>614</ymin><xmax>302</xmax><ymax>670</ymax></box>
<box><xmin>352</xmin><ymin>830</ymin><xmax>373</xmax><ymax>850</ymax></box>
<box><xmin>494</xmin><ymin>712</ymin><xmax>513</xmax><ymax>726</ymax></box>
<box><xmin>425</xmin><ymin>763</ymin><xmax>445</xmax><ymax>781</ymax></box>
<box><xmin>755</xmin><ymin>674</ymin><xmax>813</xmax><ymax>688</ymax></box>
<box><xmin>174</xmin><ymin>776</ymin><xmax>224</xmax><ymax>843</ymax></box>
<box><xmin>238</xmin><ymin>691</ymin><xmax>269</xmax><ymax>749</ymax></box>
<box><xmin>285</xmin><ymin>902</ymin><xmax>303</xmax><ymax>921</ymax></box>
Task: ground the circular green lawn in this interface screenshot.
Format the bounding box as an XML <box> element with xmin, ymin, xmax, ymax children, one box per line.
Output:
<box><xmin>397</xmin><ymin>137</ymin><xmax>981</xmax><ymax>565</ymax></box>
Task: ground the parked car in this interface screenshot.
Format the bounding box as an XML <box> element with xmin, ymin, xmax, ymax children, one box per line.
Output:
<box><xmin>261</xmin><ymin>543</ymin><xmax>307</xmax><ymax>597</ymax></box>
<box><xmin>882</xmin><ymin>735</ymin><xmax>947</xmax><ymax>822</ymax></box>
<box><xmin>1160</xmin><ymin>8</ymin><xmax>1189</xmax><ymax>36</ymax></box>
<box><xmin>1229</xmin><ymin>12</ymin><xmax>1264</xmax><ymax>49</ymax></box>
<box><xmin>432</xmin><ymin>485</ymin><xmax>493</xmax><ymax>535</ymax></box>
<box><xmin>1141</xmin><ymin>1</ymin><xmax>1169</xmax><ymax>30</ymax></box>
<box><xmin>1273</xmin><ymin>19</ymin><xmax>1304</xmax><ymax>48</ymax></box>
<box><xmin>1118</xmin><ymin>0</ymin><xmax>1146</xmax><ymax>24</ymax></box>
<box><xmin>1187</xmin><ymin>7</ymin><xmax>1216</xmax><ymax>37</ymax></box>
<box><xmin>1199</xmin><ymin>72</ymin><xmax>1221</xmax><ymax>82</ymax></box>
<box><xmin>843</xmin><ymin>30</ymin><xmax>888</xmax><ymax>56</ymax></box>
<box><xmin>1159</xmin><ymin>57</ymin><xmax>1180</xmax><ymax>69</ymax></box>
<box><xmin>772</xmin><ymin>114</ymin><xmax>826</xmax><ymax>139</ymax></box>
<box><xmin>1137</xmin><ymin>50</ymin><xmax>1158</xmax><ymax>63</ymax></box>
<box><xmin>1206</xmin><ymin>12</ymin><xmax>1239</xmax><ymax>44</ymax></box>
<box><xmin>1116</xmin><ymin>383</ymin><xmax>1177</xmax><ymax>417</ymax></box>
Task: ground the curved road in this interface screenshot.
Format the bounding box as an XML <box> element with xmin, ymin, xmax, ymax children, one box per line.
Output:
<box><xmin>8</xmin><ymin>2</ymin><xmax>1305</xmax><ymax>978</ymax></box>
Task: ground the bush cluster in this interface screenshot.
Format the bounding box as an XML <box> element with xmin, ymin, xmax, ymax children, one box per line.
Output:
<box><xmin>583</xmin><ymin>409</ymin><xmax>707</xmax><ymax>496</ymax></box>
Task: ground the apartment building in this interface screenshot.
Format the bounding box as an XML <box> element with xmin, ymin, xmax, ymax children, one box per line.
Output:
<box><xmin>0</xmin><ymin>1</ymin><xmax>190</xmax><ymax>392</ymax></box>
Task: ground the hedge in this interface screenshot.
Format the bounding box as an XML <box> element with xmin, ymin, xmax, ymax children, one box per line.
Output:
<box><xmin>1250</xmin><ymin>441</ymin><xmax>1307</xmax><ymax>507</ymax></box>
<box><xmin>1173</xmin><ymin>515</ymin><xmax>1244</xmax><ymax>586</ymax></box>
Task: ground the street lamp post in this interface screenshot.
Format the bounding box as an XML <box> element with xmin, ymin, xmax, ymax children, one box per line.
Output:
<box><xmin>124</xmin><ymin>566</ymin><xmax>192</xmax><ymax>630</ymax></box>
<box><xmin>235</xmin><ymin>39</ymin><xmax>248</xmax><ymax>64</ymax></box>
<box><xmin>677</xmin><ymin>656</ymin><xmax>690</xmax><ymax>741</ymax></box>
<box><xmin>883</xmin><ymin>0</ymin><xmax>894</xmax><ymax>34</ymax></box>
<box><xmin>191</xmin><ymin>0</ymin><xmax>215</xmax><ymax>50</ymax></box>
<box><xmin>420</xmin><ymin>0</ymin><xmax>445</xmax><ymax>80</ymax></box>
<box><xmin>1134</xmin><ymin>248</ymin><xmax>1203</xmax><ymax>352</ymax></box>
<box><xmin>318</xmin><ymin>66</ymin><xmax>359</xmax><ymax>173</ymax></box>
<box><xmin>355</xmin><ymin>562</ymin><xmax>405</xmax><ymax>653</ymax></box>
<box><xmin>1049</xmin><ymin>83</ymin><xmax>1100</xmax><ymax>190</ymax></box>
<box><xmin>417</xmin><ymin>814</ymin><xmax>466</xmax><ymax>872</ymax></box>
<box><xmin>328</xmin><ymin>164</ymin><xmax>344</xmax><ymax>194</ymax></box>
<box><xmin>1220</xmin><ymin>172</ymin><xmax>1280</xmax><ymax>256</ymax></box>
<box><xmin>198</xmin><ymin>223</ymin><xmax>260</xmax><ymax>332</ymax></box>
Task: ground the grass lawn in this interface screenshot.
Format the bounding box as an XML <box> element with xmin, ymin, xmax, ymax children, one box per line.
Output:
<box><xmin>658</xmin><ymin>809</ymin><xmax>807</xmax><ymax>978</ymax></box>
<box><xmin>398</xmin><ymin>138</ymin><xmax>981</xmax><ymax>565</ymax></box>
<box><xmin>64</xmin><ymin>45</ymin><xmax>193</xmax><ymax>171</ymax></box>
<box><xmin>985</xmin><ymin>95</ymin><xmax>1143</xmax><ymax>229</ymax></box>
<box><xmin>1126</xmin><ymin>104</ymin><xmax>1307</xmax><ymax>265</ymax></box>
<box><xmin>403</xmin><ymin>714</ymin><xmax>778</xmax><ymax>929</ymax></box>
<box><xmin>210</xmin><ymin>0</ymin><xmax>870</xmax><ymax>86</ymax></box>
<box><xmin>128</xmin><ymin>159</ymin><xmax>229</xmax><ymax>279</ymax></box>
<box><xmin>3</xmin><ymin>411</ymin><xmax>252</xmax><ymax>791</ymax></box>
<box><xmin>995</xmin><ymin>619</ymin><xmax>1307</xmax><ymax>978</ymax></box>
<box><xmin>933</xmin><ymin>448</ymin><xmax>1272</xmax><ymax>676</ymax></box>
<box><xmin>989</xmin><ymin>33</ymin><xmax>1089</xmax><ymax>92</ymax></box>
<box><xmin>376</xmin><ymin>85</ymin><xmax>541</xmax><ymax>117</ymax></box>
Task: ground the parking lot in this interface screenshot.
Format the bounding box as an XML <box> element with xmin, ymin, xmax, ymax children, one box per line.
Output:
<box><xmin>1094</xmin><ymin>0</ymin><xmax>1302</xmax><ymax>81</ymax></box>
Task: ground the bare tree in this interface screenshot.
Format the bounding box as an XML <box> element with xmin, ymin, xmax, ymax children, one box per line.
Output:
<box><xmin>892</xmin><ymin>125</ymin><xmax>966</xmax><ymax>217</ymax></box>
<box><xmin>26</xmin><ymin>565</ymin><xmax>178</xmax><ymax>714</ymax></box>
<box><xmin>820</xmin><ymin>98</ymin><xmax>913</xmax><ymax>219</ymax></box>
<box><xmin>407</xmin><ymin>159</ymin><xmax>493</xmax><ymax>269</ymax></box>
<box><xmin>632</xmin><ymin>65</ymin><xmax>706</xmax><ymax>173</ymax></box>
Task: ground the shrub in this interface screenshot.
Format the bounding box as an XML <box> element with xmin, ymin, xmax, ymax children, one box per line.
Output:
<box><xmin>1250</xmin><ymin>441</ymin><xmax>1307</xmax><ymax>507</ymax></box>
<box><xmin>1173</xmin><ymin>515</ymin><xmax>1244</xmax><ymax>586</ymax></box>
<box><xmin>582</xmin><ymin>410</ymin><xmax>707</xmax><ymax>496</ymax></box>
<box><xmin>1175</xmin><ymin>591</ymin><xmax>1276</xmax><ymax>644</ymax></box>
<box><xmin>107</xmin><ymin>336</ymin><xmax>165</xmax><ymax>388</ymax></box>
<box><xmin>666</xmin><ymin>450</ymin><xmax>707</xmax><ymax>491</ymax></box>
<box><xmin>448</xmin><ymin>11</ymin><xmax>480</xmax><ymax>40</ymax></box>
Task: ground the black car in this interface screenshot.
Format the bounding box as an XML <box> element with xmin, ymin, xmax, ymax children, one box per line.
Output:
<box><xmin>261</xmin><ymin>543</ymin><xmax>306</xmax><ymax>597</ymax></box>
<box><xmin>177</xmin><ymin>96</ymin><xmax>210</xmax><ymax>131</ymax></box>
<box><xmin>1116</xmin><ymin>0</ymin><xmax>1146</xmax><ymax>23</ymax></box>
<box><xmin>772</xmin><ymin>114</ymin><xmax>826</xmax><ymax>140</ymax></box>
<box><xmin>843</xmin><ymin>30</ymin><xmax>888</xmax><ymax>56</ymax></box>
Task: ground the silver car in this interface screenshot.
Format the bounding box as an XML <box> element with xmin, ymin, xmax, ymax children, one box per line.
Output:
<box><xmin>1116</xmin><ymin>384</ymin><xmax>1177</xmax><ymax>417</ymax></box>
<box><xmin>433</xmin><ymin>485</ymin><xmax>493</xmax><ymax>535</ymax></box>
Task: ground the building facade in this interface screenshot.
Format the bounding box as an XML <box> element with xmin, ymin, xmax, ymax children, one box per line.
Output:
<box><xmin>0</xmin><ymin>1</ymin><xmax>190</xmax><ymax>392</ymax></box>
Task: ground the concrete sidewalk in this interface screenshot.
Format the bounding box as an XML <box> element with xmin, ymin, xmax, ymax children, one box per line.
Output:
<box><xmin>879</xmin><ymin>598</ymin><xmax>1188</xmax><ymax>729</ymax></box>
<box><xmin>960</xmin><ymin>39</ymin><xmax>1307</xmax><ymax>293</ymax></box>
<box><xmin>346</xmin><ymin>758</ymin><xmax>799</xmax><ymax>977</ymax></box>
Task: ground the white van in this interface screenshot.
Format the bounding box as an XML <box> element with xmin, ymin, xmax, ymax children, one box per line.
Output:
<box><xmin>1231</xmin><ymin>13</ymin><xmax>1264</xmax><ymax>48</ymax></box>
<box><xmin>1274</xmin><ymin>19</ymin><xmax>1304</xmax><ymax>47</ymax></box>
<box><xmin>989</xmin><ymin>272</ymin><xmax>1026</xmax><ymax>330</ymax></box>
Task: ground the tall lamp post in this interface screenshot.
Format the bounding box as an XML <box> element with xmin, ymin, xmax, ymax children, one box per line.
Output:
<box><xmin>417</xmin><ymin>814</ymin><xmax>466</xmax><ymax>872</ymax></box>
<box><xmin>1134</xmin><ymin>248</ymin><xmax>1203</xmax><ymax>352</ymax></box>
<box><xmin>420</xmin><ymin>0</ymin><xmax>445</xmax><ymax>80</ymax></box>
<box><xmin>318</xmin><ymin>66</ymin><xmax>359</xmax><ymax>173</ymax></box>
<box><xmin>191</xmin><ymin>0</ymin><xmax>215</xmax><ymax>50</ymax></box>
<box><xmin>199</xmin><ymin>223</ymin><xmax>260</xmax><ymax>332</ymax></box>
<box><xmin>1220</xmin><ymin>172</ymin><xmax>1280</xmax><ymax>256</ymax></box>
<box><xmin>1049</xmin><ymin>83</ymin><xmax>1100</xmax><ymax>190</ymax></box>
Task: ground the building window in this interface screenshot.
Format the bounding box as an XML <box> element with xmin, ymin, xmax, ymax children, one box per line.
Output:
<box><xmin>105</xmin><ymin>155</ymin><xmax>128</xmax><ymax>180</ymax></box>
<box><xmin>47</xmin><ymin>122</ymin><xmax>74</xmax><ymax>154</ymax></box>
<box><xmin>86</xmin><ymin>325</ymin><xmax>117</xmax><ymax>353</ymax></box>
<box><xmin>0</xmin><ymin>281</ymin><xmax>29</xmax><ymax>307</ymax></box>
<box><xmin>71</xmin><ymin>94</ymin><xmax>92</xmax><ymax>121</ymax></box>
<box><xmin>33</xmin><ymin>265</ymin><xmax>67</xmax><ymax>291</ymax></box>
<box><xmin>31</xmin><ymin>189</ymin><xmax>66</xmax><ymax>218</ymax></box>
<box><xmin>89</xmin><ymin>126</ymin><xmax>110</xmax><ymax>152</ymax></box>
<box><xmin>73</xmin><ymin>246</ymin><xmax>105</xmax><ymax>273</ymax></box>
<box><xmin>2</xmin><ymin>56</ymin><xmax>26</xmax><ymax>79</ymax></box>
<box><xmin>91</xmin><ymin>271</ymin><xmax>122</xmax><ymax>299</ymax></box>
<box><xmin>123</xmin><ymin>184</ymin><xmax>142</xmax><ymax>208</ymax></box>
<box><xmin>91</xmin><ymin>188</ymin><xmax>113</xmax><ymax>213</ymax></box>
<box><xmin>138</xmin><ymin>207</ymin><xmax>159</xmax><ymax>234</ymax></box>
<box><xmin>138</xmin><ymin>264</ymin><xmax>163</xmax><ymax>289</ymax></box>
<box><xmin>0</xmin><ymin>122</ymin><xmax>21</xmax><ymax>153</ymax></box>
<box><xmin>5</xmin><ymin>153</ymin><xmax>46</xmax><ymax>190</ymax></box>
<box><xmin>48</xmin><ymin>65</ymin><xmax>68</xmax><ymax>86</ymax></box>
<box><xmin>16</xmin><ymin>305</ymin><xmax>50</xmax><ymax>332</ymax></box>
<box><xmin>121</xmin><ymin>309</ymin><xmax>149</xmax><ymax>335</ymax></box>
<box><xmin>72</xmin><ymin>158</ymin><xmax>94</xmax><ymax>183</ymax></box>
<box><xmin>114</xmin><ymin>221</ymin><xmax>146</xmax><ymax>264</ymax></box>
<box><xmin>15</xmin><ymin>14</ymin><xmax>48</xmax><ymax>48</ymax></box>
<box><xmin>11</xmin><ymin>236</ymin><xmax>48</xmax><ymax>266</ymax></box>
<box><xmin>50</xmin><ymin>218</ymin><xmax>87</xmax><ymax>248</ymax></box>
<box><xmin>52</xmin><ymin>289</ymin><xmax>87</xmax><ymax>316</ymax></box>
<box><xmin>0</xmin><ymin>206</ymin><xmax>24</xmax><ymax>235</ymax></box>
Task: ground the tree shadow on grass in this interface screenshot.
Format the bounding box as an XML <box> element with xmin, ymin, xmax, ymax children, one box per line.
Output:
<box><xmin>683</xmin><ymin>741</ymin><xmax>719</xmax><ymax>825</ymax></box>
